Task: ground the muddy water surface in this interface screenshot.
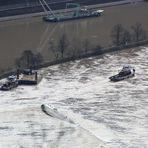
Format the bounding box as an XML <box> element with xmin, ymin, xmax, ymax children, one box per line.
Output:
<box><xmin>0</xmin><ymin>46</ymin><xmax>148</xmax><ymax>148</ymax></box>
<box><xmin>0</xmin><ymin>2</ymin><xmax>148</xmax><ymax>71</ymax></box>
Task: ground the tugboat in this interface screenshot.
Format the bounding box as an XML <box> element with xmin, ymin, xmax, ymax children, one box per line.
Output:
<box><xmin>0</xmin><ymin>75</ymin><xmax>18</xmax><ymax>91</ymax></box>
<box><xmin>109</xmin><ymin>65</ymin><xmax>135</xmax><ymax>82</ymax></box>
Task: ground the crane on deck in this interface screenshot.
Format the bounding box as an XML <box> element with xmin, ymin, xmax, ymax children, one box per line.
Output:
<box><xmin>39</xmin><ymin>0</ymin><xmax>104</xmax><ymax>22</ymax></box>
<box><xmin>65</xmin><ymin>3</ymin><xmax>81</xmax><ymax>17</ymax></box>
<box><xmin>39</xmin><ymin>0</ymin><xmax>57</xmax><ymax>19</ymax></box>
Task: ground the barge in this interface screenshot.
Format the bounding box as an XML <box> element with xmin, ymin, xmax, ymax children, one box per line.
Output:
<box><xmin>0</xmin><ymin>69</ymin><xmax>40</xmax><ymax>91</ymax></box>
<box><xmin>40</xmin><ymin>0</ymin><xmax>104</xmax><ymax>22</ymax></box>
<box><xmin>17</xmin><ymin>69</ymin><xmax>38</xmax><ymax>85</ymax></box>
<box><xmin>43</xmin><ymin>9</ymin><xmax>104</xmax><ymax>22</ymax></box>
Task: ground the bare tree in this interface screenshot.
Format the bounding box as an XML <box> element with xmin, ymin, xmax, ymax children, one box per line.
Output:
<box><xmin>83</xmin><ymin>39</ymin><xmax>90</xmax><ymax>54</ymax></box>
<box><xmin>72</xmin><ymin>46</ymin><xmax>81</xmax><ymax>58</ymax></box>
<box><xmin>70</xmin><ymin>37</ymin><xmax>82</xmax><ymax>58</ymax></box>
<box><xmin>22</xmin><ymin>50</ymin><xmax>34</xmax><ymax>68</ymax></box>
<box><xmin>111</xmin><ymin>24</ymin><xmax>125</xmax><ymax>46</ymax></box>
<box><xmin>15</xmin><ymin>50</ymin><xmax>34</xmax><ymax>69</ymax></box>
<box><xmin>0</xmin><ymin>68</ymin><xmax>5</xmax><ymax>75</ymax></box>
<box><xmin>131</xmin><ymin>23</ymin><xmax>147</xmax><ymax>42</ymax></box>
<box><xmin>58</xmin><ymin>33</ymin><xmax>68</xmax><ymax>58</ymax></box>
<box><xmin>15</xmin><ymin>58</ymin><xmax>21</xmax><ymax>69</ymax></box>
<box><xmin>33</xmin><ymin>52</ymin><xmax>43</xmax><ymax>68</ymax></box>
<box><xmin>15</xmin><ymin>50</ymin><xmax>43</xmax><ymax>69</ymax></box>
<box><xmin>93</xmin><ymin>44</ymin><xmax>102</xmax><ymax>54</ymax></box>
<box><xmin>49</xmin><ymin>40</ymin><xmax>59</xmax><ymax>60</ymax></box>
<box><xmin>121</xmin><ymin>29</ymin><xmax>131</xmax><ymax>45</ymax></box>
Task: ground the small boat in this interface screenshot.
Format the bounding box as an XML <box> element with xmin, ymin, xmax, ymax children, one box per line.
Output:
<box><xmin>109</xmin><ymin>65</ymin><xmax>135</xmax><ymax>82</ymax></box>
<box><xmin>0</xmin><ymin>75</ymin><xmax>18</xmax><ymax>91</ymax></box>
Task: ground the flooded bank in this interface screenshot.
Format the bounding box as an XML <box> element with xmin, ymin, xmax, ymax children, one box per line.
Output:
<box><xmin>0</xmin><ymin>2</ymin><xmax>148</xmax><ymax>72</ymax></box>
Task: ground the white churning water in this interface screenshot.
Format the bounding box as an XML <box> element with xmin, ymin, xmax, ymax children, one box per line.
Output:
<box><xmin>0</xmin><ymin>46</ymin><xmax>148</xmax><ymax>148</ymax></box>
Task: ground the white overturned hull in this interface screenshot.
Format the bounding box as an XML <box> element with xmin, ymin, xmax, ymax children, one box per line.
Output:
<box><xmin>41</xmin><ymin>104</ymin><xmax>109</xmax><ymax>148</ymax></box>
<box><xmin>41</xmin><ymin>104</ymin><xmax>74</xmax><ymax>124</ymax></box>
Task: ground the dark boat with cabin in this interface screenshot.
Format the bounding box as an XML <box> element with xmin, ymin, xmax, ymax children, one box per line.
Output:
<box><xmin>109</xmin><ymin>65</ymin><xmax>135</xmax><ymax>82</ymax></box>
<box><xmin>0</xmin><ymin>75</ymin><xmax>18</xmax><ymax>91</ymax></box>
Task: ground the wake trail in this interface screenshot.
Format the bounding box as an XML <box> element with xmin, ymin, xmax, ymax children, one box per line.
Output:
<box><xmin>41</xmin><ymin>104</ymin><xmax>116</xmax><ymax>147</ymax></box>
<box><xmin>63</xmin><ymin>107</ymin><xmax>116</xmax><ymax>143</ymax></box>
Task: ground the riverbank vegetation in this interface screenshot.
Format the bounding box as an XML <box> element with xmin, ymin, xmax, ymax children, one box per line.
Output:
<box><xmin>0</xmin><ymin>22</ymin><xmax>147</xmax><ymax>79</ymax></box>
<box><xmin>111</xmin><ymin>23</ymin><xmax>147</xmax><ymax>46</ymax></box>
<box><xmin>18</xmin><ymin>23</ymin><xmax>147</xmax><ymax>69</ymax></box>
<box><xmin>15</xmin><ymin>50</ymin><xmax>43</xmax><ymax>69</ymax></box>
<box><xmin>46</xmin><ymin>22</ymin><xmax>147</xmax><ymax>62</ymax></box>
